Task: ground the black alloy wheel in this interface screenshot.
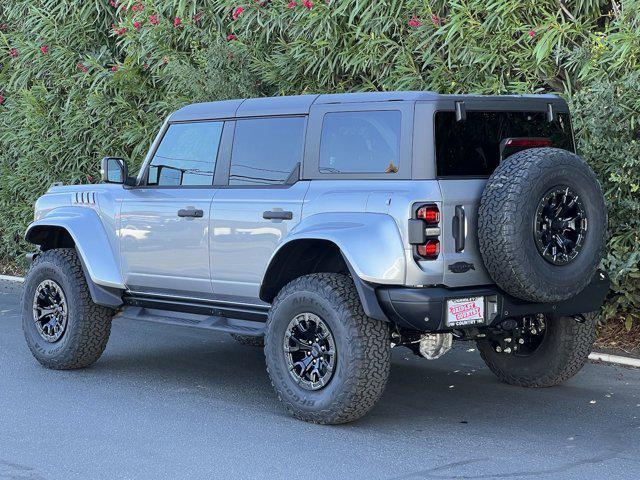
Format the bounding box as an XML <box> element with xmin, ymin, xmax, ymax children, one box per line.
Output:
<box><xmin>32</xmin><ymin>279</ymin><xmax>68</xmax><ymax>343</ymax></box>
<box><xmin>284</xmin><ymin>312</ymin><xmax>337</xmax><ymax>391</ymax></box>
<box><xmin>534</xmin><ymin>186</ymin><xmax>587</xmax><ymax>265</ymax></box>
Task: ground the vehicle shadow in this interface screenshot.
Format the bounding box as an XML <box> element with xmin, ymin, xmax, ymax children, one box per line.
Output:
<box><xmin>92</xmin><ymin>320</ymin><xmax>635</xmax><ymax>437</ymax></box>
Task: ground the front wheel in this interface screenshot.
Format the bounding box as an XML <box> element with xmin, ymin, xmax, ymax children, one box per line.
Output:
<box><xmin>264</xmin><ymin>273</ymin><xmax>391</xmax><ymax>424</ymax></box>
<box><xmin>21</xmin><ymin>248</ymin><xmax>114</xmax><ymax>370</ymax></box>
<box><xmin>477</xmin><ymin>313</ymin><xmax>597</xmax><ymax>387</ymax></box>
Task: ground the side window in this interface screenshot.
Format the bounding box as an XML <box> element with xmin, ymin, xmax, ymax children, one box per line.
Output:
<box><xmin>319</xmin><ymin>111</ymin><xmax>401</xmax><ymax>174</ymax></box>
<box><xmin>147</xmin><ymin>121</ymin><xmax>223</xmax><ymax>186</ymax></box>
<box><xmin>229</xmin><ymin>117</ymin><xmax>306</xmax><ymax>186</ymax></box>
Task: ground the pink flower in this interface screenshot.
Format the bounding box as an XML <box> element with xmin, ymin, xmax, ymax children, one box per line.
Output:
<box><xmin>227</xmin><ymin>34</ymin><xmax>237</xmax><ymax>41</ymax></box>
<box><xmin>9</xmin><ymin>48</ymin><xmax>18</xmax><ymax>58</ymax></box>
<box><xmin>232</xmin><ymin>6</ymin><xmax>243</xmax><ymax>20</ymax></box>
<box><xmin>0</xmin><ymin>23</ymin><xmax>8</xmax><ymax>32</ymax></box>
<box><xmin>40</xmin><ymin>45</ymin><xmax>49</xmax><ymax>54</ymax></box>
<box><xmin>193</xmin><ymin>12</ymin><xmax>202</xmax><ymax>23</ymax></box>
<box><xmin>0</xmin><ymin>94</ymin><xmax>5</xmax><ymax>105</ymax></box>
<box><xmin>528</xmin><ymin>29</ymin><xmax>536</xmax><ymax>38</ymax></box>
<box><xmin>77</xmin><ymin>62</ymin><xmax>88</xmax><ymax>72</ymax></box>
<box><xmin>149</xmin><ymin>14</ymin><xmax>159</xmax><ymax>25</ymax></box>
<box><xmin>113</xmin><ymin>24</ymin><xmax>126</xmax><ymax>35</ymax></box>
<box><xmin>287</xmin><ymin>1</ymin><xmax>297</xmax><ymax>7</ymax></box>
<box><xmin>111</xmin><ymin>65</ymin><xmax>118</xmax><ymax>72</ymax></box>
<box><xmin>131</xmin><ymin>4</ymin><xmax>138</xmax><ymax>11</ymax></box>
<box><xmin>109</xmin><ymin>1</ymin><xmax>119</xmax><ymax>8</ymax></box>
<box><xmin>431</xmin><ymin>14</ymin><xmax>441</xmax><ymax>25</ymax></box>
<box><xmin>173</xmin><ymin>17</ymin><xmax>181</xmax><ymax>27</ymax></box>
<box><xmin>133</xmin><ymin>21</ymin><xmax>141</xmax><ymax>30</ymax></box>
<box><xmin>408</xmin><ymin>15</ymin><xmax>421</xmax><ymax>27</ymax></box>
<box><xmin>303</xmin><ymin>0</ymin><xmax>313</xmax><ymax>9</ymax></box>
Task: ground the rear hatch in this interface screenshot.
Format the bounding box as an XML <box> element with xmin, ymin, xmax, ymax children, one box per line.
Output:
<box><xmin>434</xmin><ymin>106</ymin><xmax>575</xmax><ymax>288</ymax></box>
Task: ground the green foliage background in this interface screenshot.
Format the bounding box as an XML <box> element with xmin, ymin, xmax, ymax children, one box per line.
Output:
<box><xmin>0</xmin><ymin>0</ymin><xmax>638</xmax><ymax>324</ymax></box>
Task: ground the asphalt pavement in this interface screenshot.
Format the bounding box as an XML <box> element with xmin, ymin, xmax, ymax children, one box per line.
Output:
<box><xmin>1</xmin><ymin>280</ymin><xmax>639</xmax><ymax>480</ymax></box>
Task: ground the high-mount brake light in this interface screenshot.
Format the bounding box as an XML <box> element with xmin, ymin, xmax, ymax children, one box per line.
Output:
<box><xmin>417</xmin><ymin>239</ymin><xmax>440</xmax><ymax>259</ymax></box>
<box><xmin>416</xmin><ymin>205</ymin><xmax>440</xmax><ymax>225</ymax></box>
<box><xmin>503</xmin><ymin>137</ymin><xmax>552</xmax><ymax>148</ymax></box>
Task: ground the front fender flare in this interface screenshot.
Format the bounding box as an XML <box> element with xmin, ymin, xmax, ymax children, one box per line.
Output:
<box><xmin>270</xmin><ymin>212</ymin><xmax>406</xmax><ymax>285</ymax></box>
<box><xmin>25</xmin><ymin>206</ymin><xmax>124</xmax><ymax>291</ymax></box>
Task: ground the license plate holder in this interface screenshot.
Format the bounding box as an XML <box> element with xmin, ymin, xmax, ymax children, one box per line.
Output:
<box><xmin>446</xmin><ymin>297</ymin><xmax>485</xmax><ymax>327</ymax></box>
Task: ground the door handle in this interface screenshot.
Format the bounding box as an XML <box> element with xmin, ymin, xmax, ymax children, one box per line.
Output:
<box><xmin>178</xmin><ymin>208</ymin><xmax>204</xmax><ymax>218</ymax></box>
<box><xmin>263</xmin><ymin>210</ymin><xmax>293</xmax><ymax>220</ymax></box>
<box><xmin>452</xmin><ymin>205</ymin><xmax>466</xmax><ymax>252</ymax></box>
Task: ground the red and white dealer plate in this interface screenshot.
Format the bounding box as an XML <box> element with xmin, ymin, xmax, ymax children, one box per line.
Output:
<box><xmin>445</xmin><ymin>297</ymin><xmax>485</xmax><ymax>327</ymax></box>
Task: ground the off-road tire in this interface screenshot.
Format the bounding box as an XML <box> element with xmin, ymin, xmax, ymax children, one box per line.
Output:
<box><xmin>264</xmin><ymin>273</ymin><xmax>391</xmax><ymax>424</ymax></box>
<box><xmin>230</xmin><ymin>333</ymin><xmax>264</xmax><ymax>347</ymax></box>
<box><xmin>477</xmin><ymin>313</ymin><xmax>597</xmax><ymax>387</ymax></box>
<box><xmin>21</xmin><ymin>248</ymin><xmax>114</xmax><ymax>370</ymax></box>
<box><xmin>478</xmin><ymin>147</ymin><xmax>607</xmax><ymax>303</ymax></box>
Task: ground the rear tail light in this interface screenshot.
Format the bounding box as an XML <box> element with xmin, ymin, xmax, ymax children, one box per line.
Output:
<box><xmin>417</xmin><ymin>239</ymin><xmax>440</xmax><ymax>259</ymax></box>
<box><xmin>414</xmin><ymin>204</ymin><xmax>441</xmax><ymax>260</ymax></box>
<box><xmin>416</xmin><ymin>205</ymin><xmax>440</xmax><ymax>225</ymax></box>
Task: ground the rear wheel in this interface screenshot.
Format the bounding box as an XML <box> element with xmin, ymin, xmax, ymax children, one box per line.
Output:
<box><xmin>21</xmin><ymin>248</ymin><xmax>114</xmax><ymax>370</ymax></box>
<box><xmin>264</xmin><ymin>273</ymin><xmax>391</xmax><ymax>424</ymax></box>
<box><xmin>477</xmin><ymin>313</ymin><xmax>597</xmax><ymax>387</ymax></box>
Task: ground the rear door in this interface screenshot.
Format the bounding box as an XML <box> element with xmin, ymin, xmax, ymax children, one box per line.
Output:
<box><xmin>119</xmin><ymin>120</ymin><xmax>225</xmax><ymax>296</ymax></box>
<box><xmin>434</xmin><ymin>109</ymin><xmax>575</xmax><ymax>287</ymax></box>
<box><xmin>210</xmin><ymin>116</ymin><xmax>309</xmax><ymax>304</ymax></box>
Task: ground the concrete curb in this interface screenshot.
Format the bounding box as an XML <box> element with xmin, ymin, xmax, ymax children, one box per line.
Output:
<box><xmin>588</xmin><ymin>352</ymin><xmax>640</xmax><ymax>368</ymax></box>
<box><xmin>0</xmin><ymin>275</ymin><xmax>638</xmax><ymax>368</ymax></box>
<box><xmin>0</xmin><ymin>274</ymin><xmax>24</xmax><ymax>283</ymax></box>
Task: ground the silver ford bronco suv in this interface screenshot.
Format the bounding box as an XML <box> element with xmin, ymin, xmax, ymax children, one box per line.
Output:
<box><xmin>22</xmin><ymin>92</ymin><xmax>609</xmax><ymax>424</ymax></box>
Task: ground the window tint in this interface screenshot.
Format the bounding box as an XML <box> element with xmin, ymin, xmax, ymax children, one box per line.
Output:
<box><xmin>147</xmin><ymin>122</ymin><xmax>223</xmax><ymax>186</ymax></box>
<box><xmin>229</xmin><ymin>117</ymin><xmax>306</xmax><ymax>186</ymax></box>
<box><xmin>319</xmin><ymin>111</ymin><xmax>401</xmax><ymax>174</ymax></box>
<box><xmin>435</xmin><ymin>111</ymin><xmax>574</xmax><ymax>177</ymax></box>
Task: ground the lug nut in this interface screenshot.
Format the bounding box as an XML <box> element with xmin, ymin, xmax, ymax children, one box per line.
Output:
<box><xmin>495</xmin><ymin>346</ymin><xmax>502</xmax><ymax>353</ymax></box>
<box><xmin>504</xmin><ymin>347</ymin><xmax>512</xmax><ymax>353</ymax></box>
<box><xmin>518</xmin><ymin>338</ymin><xmax>525</xmax><ymax>344</ymax></box>
<box><xmin>505</xmin><ymin>338</ymin><xmax>512</xmax><ymax>343</ymax></box>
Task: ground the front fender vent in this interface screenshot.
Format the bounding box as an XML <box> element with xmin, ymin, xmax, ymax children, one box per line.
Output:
<box><xmin>72</xmin><ymin>191</ymin><xmax>97</xmax><ymax>205</ymax></box>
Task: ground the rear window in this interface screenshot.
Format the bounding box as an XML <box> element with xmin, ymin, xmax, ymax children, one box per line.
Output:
<box><xmin>435</xmin><ymin>111</ymin><xmax>574</xmax><ymax>177</ymax></box>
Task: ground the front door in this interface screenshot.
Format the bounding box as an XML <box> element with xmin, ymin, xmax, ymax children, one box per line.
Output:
<box><xmin>210</xmin><ymin>116</ymin><xmax>309</xmax><ymax>304</ymax></box>
<box><xmin>119</xmin><ymin>120</ymin><xmax>224</xmax><ymax>297</ymax></box>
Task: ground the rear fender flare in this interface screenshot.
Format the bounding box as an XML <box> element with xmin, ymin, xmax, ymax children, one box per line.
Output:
<box><xmin>262</xmin><ymin>213</ymin><xmax>406</xmax><ymax>320</ymax></box>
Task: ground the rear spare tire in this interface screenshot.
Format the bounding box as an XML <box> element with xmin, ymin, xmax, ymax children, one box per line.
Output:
<box><xmin>478</xmin><ymin>148</ymin><xmax>606</xmax><ymax>303</ymax></box>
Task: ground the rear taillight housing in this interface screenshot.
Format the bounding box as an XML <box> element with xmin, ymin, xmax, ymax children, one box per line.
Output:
<box><xmin>414</xmin><ymin>204</ymin><xmax>441</xmax><ymax>260</ymax></box>
<box><xmin>416</xmin><ymin>205</ymin><xmax>440</xmax><ymax>225</ymax></box>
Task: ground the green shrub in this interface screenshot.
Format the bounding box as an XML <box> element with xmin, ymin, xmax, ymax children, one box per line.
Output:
<box><xmin>1</xmin><ymin>1</ymin><xmax>638</xmax><ymax>324</ymax></box>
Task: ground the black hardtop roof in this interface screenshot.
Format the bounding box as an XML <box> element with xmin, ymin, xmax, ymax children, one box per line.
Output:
<box><xmin>169</xmin><ymin>91</ymin><xmax>563</xmax><ymax>122</ymax></box>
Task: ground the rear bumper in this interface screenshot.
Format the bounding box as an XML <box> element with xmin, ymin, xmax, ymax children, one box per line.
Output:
<box><xmin>376</xmin><ymin>271</ymin><xmax>610</xmax><ymax>332</ymax></box>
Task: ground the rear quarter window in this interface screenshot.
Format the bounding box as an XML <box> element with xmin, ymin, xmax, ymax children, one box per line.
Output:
<box><xmin>435</xmin><ymin>111</ymin><xmax>574</xmax><ymax>177</ymax></box>
<box><xmin>319</xmin><ymin>110</ymin><xmax>401</xmax><ymax>174</ymax></box>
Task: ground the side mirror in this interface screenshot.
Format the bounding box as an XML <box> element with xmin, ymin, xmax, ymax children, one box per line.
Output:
<box><xmin>101</xmin><ymin>157</ymin><xmax>129</xmax><ymax>184</ymax></box>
